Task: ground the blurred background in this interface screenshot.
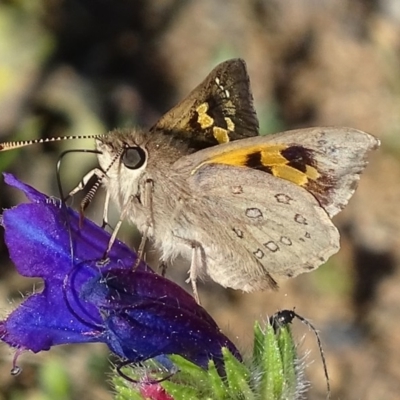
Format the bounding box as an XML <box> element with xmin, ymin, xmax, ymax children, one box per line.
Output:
<box><xmin>0</xmin><ymin>0</ymin><xmax>399</xmax><ymax>399</ymax></box>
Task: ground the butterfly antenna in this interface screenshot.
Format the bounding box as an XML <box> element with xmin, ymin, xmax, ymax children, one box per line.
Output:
<box><xmin>0</xmin><ymin>135</ymin><xmax>103</xmax><ymax>152</ymax></box>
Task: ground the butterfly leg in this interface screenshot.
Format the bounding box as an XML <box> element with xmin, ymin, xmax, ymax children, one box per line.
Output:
<box><xmin>102</xmin><ymin>179</ymin><xmax>154</xmax><ymax>268</ymax></box>
<box><xmin>133</xmin><ymin>179</ymin><xmax>154</xmax><ymax>269</ymax></box>
<box><xmin>158</xmin><ymin>261</ymin><xmax>168</xmax><ymax>277</ymax></box>
<box><xmin>103</xmin><ymin>196</ymin><xmax>134</xmax><ymax>258</ymax></box>
<box><xmin>101</xmin><ymin>191</ymin><xmax>111</xmax><ymax>229</ymax></box>
<box><xmin>187</xmin><ymin>241</ymin><xmax>206</xmax><ymax>304</ymax></box>
<box><xmin>188</xmin><ymin>243</ymin><xmax>204</xmax><ymax>304</ymax></box>
<box><xmin>173</xmin><ymin>236</ymin><xmax>205</xmax><ymax>304</ymax></box>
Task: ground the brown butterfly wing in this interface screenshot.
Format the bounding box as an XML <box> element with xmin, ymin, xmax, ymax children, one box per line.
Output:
<box><xmin>150</xmin><ymin>58</ymin><xmax>259</xmax><ymax>150</ymax></box>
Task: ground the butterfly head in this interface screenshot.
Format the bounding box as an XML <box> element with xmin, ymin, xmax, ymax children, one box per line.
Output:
<box><xmin>95</xmin><ymin>128</ymin><xmax>186</xmax><ymax>203</ymax></box>
<box><xmin>95</xmin><ymin>129</ymin><xmax>149</xmax><ymax>200</ymax></box>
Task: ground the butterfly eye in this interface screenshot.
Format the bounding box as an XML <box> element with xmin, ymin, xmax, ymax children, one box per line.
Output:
<box><xmin>121</xmin><ymin>147</ymin><xmax>146</xmax><ymax>169</ymax></box>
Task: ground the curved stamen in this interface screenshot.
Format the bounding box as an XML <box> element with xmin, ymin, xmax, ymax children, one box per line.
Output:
<box><xmin>62</xmin><ymin>259</ymin><xmax>104</xmax><ymax>331</ymax></box>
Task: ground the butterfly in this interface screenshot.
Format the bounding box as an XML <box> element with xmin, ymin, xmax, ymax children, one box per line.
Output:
<box><xmin>0</xmin><ymin>59</ymin><xmax>380</xmax><ymax>303</ymax></box>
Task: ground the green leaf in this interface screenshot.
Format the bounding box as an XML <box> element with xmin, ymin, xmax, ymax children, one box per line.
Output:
<box><xmin>207</xmin><ymin>360</ymin><xmax>228</xmax><ymax>400</ymax></box>
<box><xmin>252</xmin><ymin>319</ymin><xmax>303</xmax><ymax>400</ymax></box>
<box><xmin>259</xmin><ymin>322</ymin><xmax>285</xmax><ymax>398</ymax></box>
<box><xmin>223</xmin><ymin>347</ymin><xmax>254</xmax><ymax>399</ymax></box>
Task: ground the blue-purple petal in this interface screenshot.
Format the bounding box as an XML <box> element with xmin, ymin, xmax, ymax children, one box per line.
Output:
<box><xmin>1</xmin><ymin>174</ymin><xmax>241</xmax><ymax>372</ymax></box>
<box><xmin>82</xmin><ymin>269</ymin><xmax>241</xmax><ymax>368</ymax></box>
<box><xmin>1</xmin><ymin>175</ymin><xmax>143</xmax><ymax>353</ymax></box>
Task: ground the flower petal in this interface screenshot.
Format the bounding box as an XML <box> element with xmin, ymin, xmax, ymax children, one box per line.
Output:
<box><xmin>82</xmin><ymin>269</ymin><xmax>241</xmax><ymax>369</ymax></box>
<box><xmin>1</xmin><ymin>174</ymin><xmax>241</xmax><ymax>373</ymax></box>
<box><xmin>0</xmin><ymin>174</ymin><xmax>143</xmax><ymax>353</ymax></box>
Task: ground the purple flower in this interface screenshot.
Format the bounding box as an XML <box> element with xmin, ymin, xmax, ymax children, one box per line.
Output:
<box><xmin>0</xmin><ymin>174</ymin><xmax>240</xmax><ymax>373</ymax></box>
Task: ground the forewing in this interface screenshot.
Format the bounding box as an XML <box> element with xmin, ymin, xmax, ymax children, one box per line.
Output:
<box><xmin>150</xmin><ymin>58</ymin><xmax>259</xmax><ymax>150</ymax></box>
<box><xmin>188</xmin><ymin>164</ymin><xmax>340</xmax><ymax>281</ymax></box>
<box><xmin>256</xmin><ymin>127</ymin><xmax>380</xmax><ymax>217</ymax></box>
<box><xmin>175</xmin><ymin>127</ymin><xmax>380</xmax><ymax>218</ymax></box>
